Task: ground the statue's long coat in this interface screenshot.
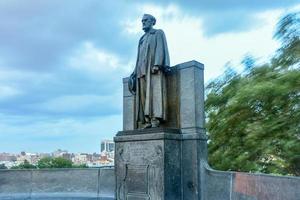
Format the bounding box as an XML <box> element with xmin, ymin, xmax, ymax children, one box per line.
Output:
<box><xmin>133</xmin><ymin>29</ymin><xmax>170</xmax><ymax>128</ymax></box>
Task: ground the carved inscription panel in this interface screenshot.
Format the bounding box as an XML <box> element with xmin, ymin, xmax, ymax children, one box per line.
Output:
<box><xmin>125</xmin><ymin>164</ymin><xmax>150</xmax><ymax>200</ymax></box>
<box><xmin>115</xmin><ymin>140</ymin><xmax>164</xmax><ymax>200</ymax></box>
<box><xmin>118</xmin><ymin>141</ymin><xmax>163</xmax><ymax>165</ymax></box>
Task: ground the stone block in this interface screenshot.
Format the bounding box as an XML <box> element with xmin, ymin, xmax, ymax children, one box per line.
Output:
<box><xmin>181</xmin><ymin>139</ymin><xmax>201</xmax><ymax>200</ymax></box>
<box><xmin>123</xmin><ymin>77</ymin><xmax>135</xmax><ymax>131</ymax></box>
<box><xmin>204</xmin><ymin>168</ymin><xmax>300</xmax><ymax>200</ymax></box>
<box><xmin>31</xmin><ymin>169</ymin><xmax>98</xmax><ymax>197</ymax></box>
<box><xmin>231</xmin><ymin>172</ymin><xmax>300</xmax><ymax>200</ymax></box>
<box><xmin>0</xmin><ymin>169</ymin><xmax>31</xmax><ymax>199</ymax></box>
<box><xmin>165</xmin><ymin>67</ymin><xmax>179</xmax><ymax>128</ymax></box>
<box><xmin>205</xmin><ymin>169</ymin><xmax>233</xmax><ymax>200</ymax></box>
<box><xmin>99</xmin><ymin>168</ymin><xmax>115</xmax><ymax>198</ymax></box>
<box><xmin>177</xmin><ymin>61</ymin><xmax>204</xmax><ymax>132</ymax></box>
<box><xmin>123</xmin><ymin>77</ymin><xmax>132</xmax><ymax>97</ymax></box>
<box><xmin>115</xmin><ymin>129</ymin><xmax>182</xmax><ymax>200</ymax></box>
<box><xmin>122</xmin><ymin>60</ymin><xmax>205</xmax><ymax>131</ymax></box>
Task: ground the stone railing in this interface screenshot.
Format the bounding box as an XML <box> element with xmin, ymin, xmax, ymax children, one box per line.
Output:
<box><xmin>0</xmin><ymin>167</ymin><xmax>115</xmax><ymax>199</ymax></box>
<box><xmin>1</xmin><ymin>164</ymin><xmax>299</xmax><ymax>199</ymax></box>
<box><xmin>204</xmin><ymin>164</ymin><xmax>300</xmax><ymax>200</ymax></box>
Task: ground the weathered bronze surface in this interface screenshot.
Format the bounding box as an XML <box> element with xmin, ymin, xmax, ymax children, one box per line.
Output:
<box><xmin>129</xmin><ymin>14</ymin><xmax>170</xmax><ymax>129</ymax></box>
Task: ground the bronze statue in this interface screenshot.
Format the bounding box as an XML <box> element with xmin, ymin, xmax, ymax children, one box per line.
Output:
<box><xmin>129</xmin><ymin>14</ymin><xmax>170</xmax><ymax>129</ymax></box>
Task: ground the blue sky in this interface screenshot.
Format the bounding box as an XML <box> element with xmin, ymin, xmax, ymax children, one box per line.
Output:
<box><xmin>0</xmin><ymin>0</ymin><xmax>299</xmax><ymax>153</ymax></box>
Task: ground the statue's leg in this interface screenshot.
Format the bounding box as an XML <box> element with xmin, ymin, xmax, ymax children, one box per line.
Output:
<box><xmin>151</xmin><ymin>72</ymin><xmax>165</xmax><ymax>119</ymax></box>
<box><xmin>148</xmin><ymin>72</ymin><xmax>165</xmax><ymax>128</ymax></box>
<box><xmin>139</xmin><ymin>77</ymin><xmax>152</xmax><ymax>128</ymax></box>
<box><xmin>151</xmin><ymin>117</ymin><xmax>160</xmax><ymax>128</ymax></box>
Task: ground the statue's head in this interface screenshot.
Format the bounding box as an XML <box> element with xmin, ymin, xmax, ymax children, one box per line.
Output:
<box><xmin>142</xmin><ymin>14</ymin><xmax>156</xmax><ymax>32</ymax></box>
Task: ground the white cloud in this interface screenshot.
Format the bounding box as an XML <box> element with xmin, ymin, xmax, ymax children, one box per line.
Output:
<box><xmin>123</xmin><ymin>4</ymin><xmax>283</xmax><ymax>82</ymax></box>
<box><xmin>0</xmin><ymin>85</ymin><xmax>22</xmax><ymax>99</ymax></box>
<box><xmin>1</xmin><ymin>2</ymin><xmax>298</xmax><ymax>153</ymax></box>
<box><xmin>0</xmin><ymin>68</ymin><xmax>52</xmax><ymax>82</ymax></box>
<box><xmin>32</xmin><ymin>93</ymin><xmax>122</xmax><ymax>115</ymax></box>
<box><xmin>0</xmin><ymin>68</ymin><xmax>54</xmax><ymax>101</ymax></box>
<box><xmin>68</xmin><ymin>41</ymin><xmax>127</xmax><ymax>73</ymax></box>
<box><xmin>0</xmin><ymin>114</ymin><xmax>121</xmax><ymax>153</ymax></box>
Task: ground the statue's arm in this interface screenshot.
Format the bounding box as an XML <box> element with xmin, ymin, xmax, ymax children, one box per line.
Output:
<box><xmin>128</xmin><ymin>40</ymin><xmax>141</xmax><ymax>95</ymax></box>
<box><xmin>132</xmin><ymin>39</ymin><xmax>142</xmax><ymax>76</ymax></box>
<box><xmin>153</xmin><ymin>30</ymin><xmax>170</xmax><ymax>73</ymax></box>
<box><xmin>128</xmin><ymin>72</ymin><xmax>136</xmax><ymax>95</ymax></box>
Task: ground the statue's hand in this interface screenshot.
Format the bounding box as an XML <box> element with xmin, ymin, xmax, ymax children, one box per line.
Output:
<box><xmin>151</xmin><ymin>65</ymin><xmax>160</xmax><ymax>74</ymax></box>
<box><xmin>128</xmin><ymin>72</ymin><xmax>136</xmax><ymax>95</ymax></box>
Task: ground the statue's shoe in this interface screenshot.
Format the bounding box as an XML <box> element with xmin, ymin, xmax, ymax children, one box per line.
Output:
<box><xmin>143</xmin><ymin>123</ymin><xmax>152</xmax><ymax>129</ymax></box>
<box><xmin>151</xmin><ymin>119</ymin><xmax>160</xmax><ymax>128</ymax></box>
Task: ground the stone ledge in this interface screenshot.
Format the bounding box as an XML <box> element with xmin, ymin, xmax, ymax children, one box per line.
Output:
<box><xmin>114</xmin><ymin>132</ymin><xmax>181</xmax><ymax>142</ymax></box>
<box><xmin>204</xmin><ymin>164</ymin><xmax>300</xmax><ymax>200</ymax></box>
<box><xmin>0</xmin><ymin>168</ymin><xmax>115</xmax><ymax>199</ymax></box>
<box><xmin>117</xmin><ymin>127</ymin><xmax>181</xmax><ymax>136</ymax></box>
<box><xmin>115</xmin><ymin>128</ymin><xmax>208</xmax><ymax>142</ymax></box>
<box><xmin>122</xmin><ymin>60</ymin><xmax>204</xmax><ymax>83</ymax></box>
<box><xmin>174</xmin><ymin>60</ymin><xmax>204</xmax><ymax>70</ymax></box>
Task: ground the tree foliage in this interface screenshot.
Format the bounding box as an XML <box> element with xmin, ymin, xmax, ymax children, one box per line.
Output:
<box><xmin>10</xmin><ymin>157</ymin><xmax>87</xmax><ymax>169</ymax></box>
<box><xmin>37</xmin><ymin>157</ymin><xmax>73</xmax><ymax>168</ymax></box>
<box><xmin>273</xmin><ymin>12</ymin><xmax>300</xmax><ymax>67</ymax></box>
<box><xmin>11</xmin><ymin>160</ymin><xmax>37</xmax><ymax>169</ymax></box>
<box><xmin>72</xmin><ymin>163</ymin><xmax>88</xmax><ymax>168</ymax></box>
<box><xmin>206</xmin><ymin>12</ymin><xmax>300</xmax><ymax>176</ymax></box>
<box><xmin>0</xmin><ymin>164</ymin><xmax>8</xmax><ymax>169</ymax></box>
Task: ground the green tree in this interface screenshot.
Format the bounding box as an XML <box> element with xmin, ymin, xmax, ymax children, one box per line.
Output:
<box><xmin>37</xmin><ymin>157</ymin><xmax>53</xmax><ymax>168</ymax></box>
<box><xmin>11</xmin><ymin>160</ymin><xmax>37</xmax><ymax>169</ymax></box>
<box><xmin>72</xmin><ymin>163</ymin><xmax>88</xmax><ymax>168</ymax></box>
<box><xmin>273</xmin><ymin>12</ymin><xmax>300</xmax><ymax>67</ymax></box>
<box><xmin>52</xmin><ymin>157</ymin><xmax>73</xmax><ymax>168</ymax></box>
<box><xmin>37</xmin><ymin>157</ymin><xmax>73</xmax><ymax>169</ymax></box>
<box><xmin>0</xmin><ymin>164</ymin><xmax>7</xmax><ymax>169</ymax></box>
<box><xmin>206</xmin><ymin>12</ymin><xmax>300</xmax><ymax>176</ymax></box>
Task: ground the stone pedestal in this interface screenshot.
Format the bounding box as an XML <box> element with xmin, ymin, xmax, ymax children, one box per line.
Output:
<box><xmin>115</xmin><ymin>128</ymin><xmax>182</xmax><ymax>200</ymax></box>
<box><xmin>117</xmin><ymin>60</ymin><xmax>207</xmax><ymax>200</ymax></box>
<box><xmin>122</xmin><ymin>60</ymin><xmax>205</xmax><ymax>131</ymax></box>
<box><xmin>115</xmin><ymin>129</ymin><xmax>208</xmax><ymax>200</ymax></box>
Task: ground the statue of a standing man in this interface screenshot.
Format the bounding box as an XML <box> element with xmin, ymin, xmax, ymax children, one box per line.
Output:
<box><xmin>129</xmin><ymin>14</ymin><xmax>170</xmax><ymax>129</ymax></box>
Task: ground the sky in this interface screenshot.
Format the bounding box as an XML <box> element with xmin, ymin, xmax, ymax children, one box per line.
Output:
<box><xmin>0</xmin><ymin>0</ymin><xmax>299</xmax><ymax>154</ymax></box>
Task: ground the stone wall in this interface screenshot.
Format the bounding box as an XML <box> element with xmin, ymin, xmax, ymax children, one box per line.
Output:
<box><xmin>0</xmin><ymin>165</ymin><xmax>299</xmax><ymax>199</ymax></box>
<box><xmin>204</xmin><ymin>164</ymin><xmax>300</xmax><ymax>200</ymax></box>
<box><xmin>122</xmin><ymin>60</ymin><xmax>205</xmax><ymax>132</ymax></box>
<box><xmin>0</xmin><ymin>168</ymin><xmax>115</xmax><ymax>199</ymax></box>
<box><xmin>121</xmin><ymin>60</ymin><xmax>300</xmax><ymax>200</ymax></box>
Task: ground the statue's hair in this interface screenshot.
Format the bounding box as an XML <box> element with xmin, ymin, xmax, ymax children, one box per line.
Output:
<box><xmin>143</xmin><ymin>14</ymin><xmax>156</xmax><ymax>25</ymax></box>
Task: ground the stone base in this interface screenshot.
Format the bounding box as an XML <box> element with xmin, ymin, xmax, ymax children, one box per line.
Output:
<box><xmin>114</xmin><ymin>128</ymin><xmax>208</xmax><ymax>200</ymax></box>
<box><xmin>114</xmin><ymin>128</ymin><xmax>182</xmax><ymax>200</ymax></box>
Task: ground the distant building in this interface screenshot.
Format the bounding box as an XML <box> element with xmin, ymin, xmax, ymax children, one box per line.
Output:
<box><xmin>52</xmin><ymin>149</ymin><xmax>68</xmax><ymax>158</ymax></box>
<box><xmin>0</xmin><ymin>153</ymin><xmax>17</xmax><ymax>162</ymax></box>
<box><xmin>72</xmin><ymin>153</ymin><xmax>92</xmax><ymax>165</ymax></box>
<box><xmin>100</xmin><ymin>140</ymin><xmax>114</xmax><ymax>153</ymax></box>
<box><xmin>61</xmin><ymin>153</ymin><xmax>72</xmax><ymax>161</ymax></box>
<box><xmin>1</xmin><ymin>148</ymin><xmax>114</xmax><ymax>168</ymax></box>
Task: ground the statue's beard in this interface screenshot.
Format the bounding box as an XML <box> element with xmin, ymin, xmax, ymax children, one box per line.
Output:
<box><xmin>143</xmin><ymin>27</ymin><xmax>148</xmax><ymax>32</ymax></box>
<box><xmin>143</xmin><ymin>26</ymin><xmax>152</xmax><ymax>32</ymax></box>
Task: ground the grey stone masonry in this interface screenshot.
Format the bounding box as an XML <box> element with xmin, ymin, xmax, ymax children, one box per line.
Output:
<box><xmin>204</xmin><ymin>166</ymin><xmax>300</xmax><ymax>200</ymax></box>
<box><xmin>119</xmin><ymin>60</ymin><xmax>207</xmax><ymax>200</ymax></box>
<box><xmin>115</xmin><ymin>128</ymin><xmax>182</xmax><ymax>200</ymax></box>
<box><xmin>176</xmin><ymin>61</ymin><xmax>205</xmax><ymax>134</ymax></box>
<box><xmin>123</xmin><ymin>60</ymin><xmax>205</xmax><ymax>136</ymax></box>
<box><xmin>115</xmin><ymin>128</ymin><xmax>208</xmax><ymax>200</ymax></box>
<box><xmin>0</xmin><ymin>168</ymin><xmax>115</xmax><ymax>199</ymax></box>
<box><xmin>119</xmin><ymin>60</ymin><xmax>300</xmax><ymax>200</ymax></box>
<box><xmin>123</xmin><ymin>77</ymin><xmax>135</xmax><ymax>131</ymax></box>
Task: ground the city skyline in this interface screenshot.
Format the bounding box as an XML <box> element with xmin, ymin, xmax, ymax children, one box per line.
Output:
<box><xmin>0</xmin><ymin>1</ymin><xmax>299</xmax><ymax>153</ymax></box>
<box><xmin>0</xmin><ymin>139</ymin><xmax>114</xmax><ymax>154</ymax></box>
<box><xmin>0</xmin><ymin>139</ymin><xmax>115</xmax><ymax>168</ymax></box>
